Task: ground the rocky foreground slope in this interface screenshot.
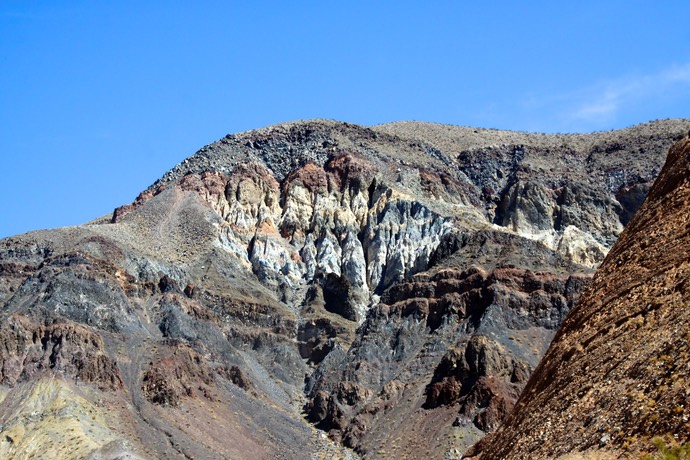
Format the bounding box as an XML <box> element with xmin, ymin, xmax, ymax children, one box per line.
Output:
<box><xmin>0</xmin><ymin>119</ymin><xmax>687</xmax><ymax>459</ymax></box>
<box><xmin>466</xmin><ymin>133</ymin><xmax>690</xmax><ymax>459</ymax></box>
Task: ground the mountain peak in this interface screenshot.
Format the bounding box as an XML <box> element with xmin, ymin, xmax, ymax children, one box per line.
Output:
<box><xmin>0</xmin><ymin>119</ymin><xmax>689</xmax><ymax>459</ymax></box>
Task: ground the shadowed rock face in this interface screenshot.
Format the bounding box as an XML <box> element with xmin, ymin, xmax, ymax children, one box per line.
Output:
<box><xmin>0</xmin><ymin>118</ymin><xmax>688</xmax><ymax>459</ymax></box>
<box><xmin>304</xmin><ymin>262</ymin><xmax>590</xmax><ymax>457</ymax></box>
<box><xmin>466</xmin><ymin>134</ymin><xmax>690</xmax><ymax>459</ymax></box>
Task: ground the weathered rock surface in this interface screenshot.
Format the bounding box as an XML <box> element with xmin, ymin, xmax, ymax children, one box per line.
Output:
<box><xmin>466</xmin><ymin>133</ymin><xmax>690</xmax><ymax>458</ymax></box>
<box><xmin>0</xmin><ymin>118</ymin><xmax>688</xmax><ymax>459</ymax></box>
<box><xmin>304</xmin><ymin>259</ymin><xmax>590</xmax><ymax>457</ymax></box>
<box><xmin>0</xmin><ymin>315</ymin><xmax>123</xmax><ymax>389</ymax></box>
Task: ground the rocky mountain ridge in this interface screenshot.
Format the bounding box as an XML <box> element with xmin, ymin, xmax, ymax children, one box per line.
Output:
<box><xmin>0</xmin><ymin>118</ymin><xmax>687</xmax><ymax>459</ymax></box>
<box><xmin>466</xmin><ymin>132</ymin><xmax>690</xmax><ymax>459</ymax></box>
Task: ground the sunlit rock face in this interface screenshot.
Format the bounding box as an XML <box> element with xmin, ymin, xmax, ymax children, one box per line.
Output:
<box><xmin>0</xmin><ymin>118</ymin><xmax>687</xmax><ymax>459</ymax></box>
<box><xmin>171</xmin><ymin>154</ymin><xmax>453</xmax><ymax>322</ymax></box>
<box><xmin>466</xmin><ymin>134</ymin><xmax>690</xmax><ymax>460</ymax></box>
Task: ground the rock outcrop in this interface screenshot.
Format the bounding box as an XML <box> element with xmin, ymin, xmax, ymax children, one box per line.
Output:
<box><xmin>304</xmin><ymin>258</ymin><xmax>590</xmax><ymax>456</ymax></box>
<box><xmin>466</xmin><ymin>133</ymin><xmax>690</xmax><ymax>459</ymax></box>
<box><xmin>0</xmin><ymin>118</ymin><xmax>688</xmax><ymax>459</ymax></box>
<box><xmin>0</xmin><ymin>315</ymin><xmax>123</xmax><ymax>390</ymax></box>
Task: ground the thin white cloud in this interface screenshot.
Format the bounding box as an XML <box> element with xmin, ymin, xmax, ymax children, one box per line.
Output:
<box><xmin>570</xmin><ymin>63</ymin><xmax>690</xmax><ymax>125</ymax></box>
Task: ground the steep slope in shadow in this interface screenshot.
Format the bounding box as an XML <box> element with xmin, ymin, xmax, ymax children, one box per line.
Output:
<box><xmin>466</xmin><ymin>134</ymin><xmax>690</xmax><ymax>459</ymax></box>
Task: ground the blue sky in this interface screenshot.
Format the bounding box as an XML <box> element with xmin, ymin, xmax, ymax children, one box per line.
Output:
<box><xmin>1</xmin><ymin>1</ymin><xmax>689</xmax><ymax>239</ymax></box>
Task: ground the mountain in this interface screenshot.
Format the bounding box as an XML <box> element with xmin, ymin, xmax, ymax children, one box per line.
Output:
<box><xmin>465</xmin><ymin>132</ymin><xmax>690</xmax><ymax>459</ymax></box>
<box><xmin>0</xmin><ymin>118</ymin><xmax>687</xmax><ymax>459</ymax></box>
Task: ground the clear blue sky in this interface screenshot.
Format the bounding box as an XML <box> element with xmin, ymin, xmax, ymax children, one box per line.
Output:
<box><xmin>2</xmin><ymin>1</ymin><xmax>689</xmax><ymax>239</ymax></box>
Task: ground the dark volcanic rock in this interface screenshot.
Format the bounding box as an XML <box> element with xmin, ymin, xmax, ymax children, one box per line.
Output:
<box><xmin>0</xmin><ymin>315</ymin><xmax>123</xmax><ymax>389</ymax></box>
<box><xmin>466</xmin><ymin>134</ymin><xmax>690</xmax><ymax>459</ymax></box>
<box><xmin>425</xmin><ymin>335</ymin><xmax>531</xmax><ymax>432</ymax></box>
<box><xmin>142</xmin><ymin>344</ymin><xmax>214</xmax><ymax>406</ymax></box>
<box><xmin>0</xmin><ymin>118</ymin><xmax>688</xmax><ymax>459</ymax></box>
<box><xmin>304</xmin><ymin>261</ymin><xmax>590</xmax><ymax>456</ymax></box>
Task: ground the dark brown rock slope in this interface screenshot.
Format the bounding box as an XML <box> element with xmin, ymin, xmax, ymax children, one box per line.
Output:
<box><xmin>466</xmin><ymin>133</ymin><xmax>690</xmax><ymax>459</ymax></box>
<box><xmin>0</xmin><ymin>119</ymin><xmax>687</xmax><ymax>459</ymax></box>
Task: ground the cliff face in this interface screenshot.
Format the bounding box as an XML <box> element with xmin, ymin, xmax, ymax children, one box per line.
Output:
<box><xmin>0</xmin><ymin>119</ymin><xmax>687</xmax><ymax>459</ymax></box>
<box><xmin>466</xmin><ymin>133</ymin><xmax>690</xmax><ymax>459</ymax></box>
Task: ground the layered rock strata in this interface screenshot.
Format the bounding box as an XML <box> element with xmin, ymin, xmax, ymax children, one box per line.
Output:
<box><xmin>0</xmin><ymin>118</ymin><xmax>687</xmax><ymax>459</ymax></box>
<box><xmin>466</xmin><ymin>134</ymin><xmax>690</xmax><ymax>459</ymax></box>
